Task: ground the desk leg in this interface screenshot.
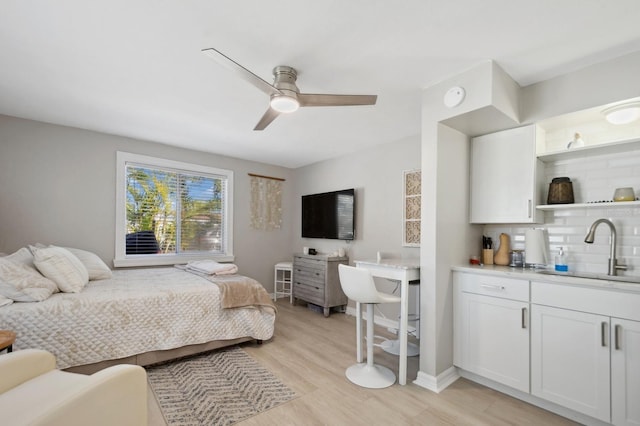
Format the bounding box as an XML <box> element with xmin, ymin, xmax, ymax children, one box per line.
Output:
<box><xmin>399</xmin><ymin>278</ymin><xmax>409</xmax><ymax>385</ymax></box>
<box><xmin>356</xmin><ymin>301</ymin><xmax>363</xmax><ymax>363</ymax></box>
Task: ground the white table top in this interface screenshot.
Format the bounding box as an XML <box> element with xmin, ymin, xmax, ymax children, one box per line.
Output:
<box><xmin>354</xmin><ymin>258</ymin><xmax>420</xmax><ymax>270</ymax></box>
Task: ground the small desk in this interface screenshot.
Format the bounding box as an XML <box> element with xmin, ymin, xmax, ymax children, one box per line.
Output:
<box><xmin>354</xmin><ymin>259</ymin><xmax>420</xmax><ymax>385</ymax></box>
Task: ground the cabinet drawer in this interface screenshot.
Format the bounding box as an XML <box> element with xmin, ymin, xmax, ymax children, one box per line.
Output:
<box><xmin>455</xmin><ymin>272</ymin><xmax>529</xmax><ymax>302</ymax></box>
<box><xmin>531</xmin><ymin>281</ymin><xmax>640</xmax><ymax>321</ymax></box>
<box><xmin>293</xmin><ymin>281</ymin><xmax>324</xmax><ymax>304</ymax></box>
<box><xmin>294</xmin><ymin>267</ymin><xmax>325</xmax><ymax>285</ymax></box>
<box><xmin>294</xmin><ymin>256</ymin><xmax>326</xmax><ymax>271</ymax></box>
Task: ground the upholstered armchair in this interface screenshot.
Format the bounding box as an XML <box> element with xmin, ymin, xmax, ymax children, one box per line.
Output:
<box><xmin>0</xmin><ymin>349</ymin><xmax>147</xmax><ymax>426</ymax></box>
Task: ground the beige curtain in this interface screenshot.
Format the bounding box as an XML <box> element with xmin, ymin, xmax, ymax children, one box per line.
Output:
<box><xmin>250</xmin><ymin>176</ymin><xmax>282</xmax><ymax>230</ymax></box>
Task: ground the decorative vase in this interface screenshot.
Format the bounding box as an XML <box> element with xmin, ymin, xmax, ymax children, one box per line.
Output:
<box><xmin>494</xmin><ymin>233</ymin><xmax>511</xmax><ymax>266</ymax></box>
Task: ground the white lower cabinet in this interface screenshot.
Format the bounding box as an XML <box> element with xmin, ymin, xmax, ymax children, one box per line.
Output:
<box><xmin>454</xmin><ymin>271</ymin><xmax>640</xmax><ymax>426</ymax></box>
<box><xmin>531</xmin><ymin>281</ymin><xmax>640</xmax><ymax>426</ymax></box>
<box><xmin>530</xmin><ymin>304</ymin><xmax>610</xmax><ymax>422</ymax></box>
<box><xmin>612</xmin><ymin>318</ymin><xmax>640</xmax><ymax>426</ymax></box>
<box><xmin>453</xmin><ymin>272</ymin><xmax>529</xmax><ymax>393</ymax></box>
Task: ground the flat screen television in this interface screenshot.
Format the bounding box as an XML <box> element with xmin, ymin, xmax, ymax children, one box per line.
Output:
<box><xmin>302</xmin><ymin>188</ymin><xmax>355</xmax><ymax>240</ymax></box>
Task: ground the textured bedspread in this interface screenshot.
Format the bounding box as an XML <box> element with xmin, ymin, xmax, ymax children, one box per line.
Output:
<box><xmin>0</xmin><ymin>268</ymin><xmax>276</xmax><ymax>369</ymax></box>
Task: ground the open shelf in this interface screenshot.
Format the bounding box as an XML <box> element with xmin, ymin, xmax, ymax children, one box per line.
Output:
<box><xmin>537</xmin><ymin>137</ymin><xmax>640</xmax><ymax>162</ymax></box>
<box><xmin>537</xmin><ymin>201</ymin><xmax>640</xmax><ymax>210</ymax></box>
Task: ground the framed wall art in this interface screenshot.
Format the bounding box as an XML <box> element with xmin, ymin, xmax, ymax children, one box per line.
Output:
<box><xmin>403</xmin><ymin>169</ymin><xmax>421</xmax><ymax>247</ymax></box>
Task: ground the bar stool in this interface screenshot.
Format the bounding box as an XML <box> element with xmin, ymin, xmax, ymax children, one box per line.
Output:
<box><xmin>273</xmin><ymin>261</ymin><xmax>293</xmax><ymax>303</ymax></box>
<box><xmin>338</xmin><ymin>264</ymin><xmax>401</xmax><ymax>388</ymax></box>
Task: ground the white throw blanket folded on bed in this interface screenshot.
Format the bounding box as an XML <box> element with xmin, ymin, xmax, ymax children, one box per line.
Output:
<box><xmin>185</xmin><ymin>260</ymin><xmax>238</xmax><ymax>275</ymax></box>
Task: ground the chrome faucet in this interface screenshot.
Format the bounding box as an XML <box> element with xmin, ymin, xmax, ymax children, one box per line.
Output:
<box><xmin>584</xmin><ymin>218</ymin><xmax>627</xmax><ymax>276</ymax></box>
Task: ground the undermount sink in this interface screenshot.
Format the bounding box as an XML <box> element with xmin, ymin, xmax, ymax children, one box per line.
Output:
<box><xmin>535</xmin><ymin>270</ymin><xmax>640</xmax><ymax>284</ymax></box>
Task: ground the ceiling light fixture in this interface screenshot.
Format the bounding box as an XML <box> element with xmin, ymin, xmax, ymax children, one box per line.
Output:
<box><xmin>270</xmin><ymin>95</ymin><xmax>299</xmax><ymax>113</ymax></box>
<box><xmin>602</xmin><ymin>102</ymin><xmax>640</xmax><ymax>125</ymax></box>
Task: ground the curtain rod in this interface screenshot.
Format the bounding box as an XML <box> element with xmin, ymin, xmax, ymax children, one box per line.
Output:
<box><xmin>248</xmin><ymin>173</ymin><xmax>286</xmax><ymax>182</ymax></box>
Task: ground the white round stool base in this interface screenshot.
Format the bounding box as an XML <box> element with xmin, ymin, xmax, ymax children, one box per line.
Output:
<box><xmin>345</xmin><ymin>363</ymin><xmax>396</xmax><ymax>388</ymax></box>
<box><xmin>380</xmin><ymin>339</ymin><xmax>420</xmax><ymax>356</ymax></box>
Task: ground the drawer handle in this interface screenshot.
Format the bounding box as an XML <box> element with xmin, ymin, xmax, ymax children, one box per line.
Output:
<box><xmin>601</xmin><ymin>322</ymin><xmax>608</xmax><ymax>347</ymax></box>
<box><xmin>480</xmin><ymin>284</ymin><xmax>506</xmax><ymax>291</ymax></box>
<box><xmin>521</xmin><ymin>307</ymin><xmax>527</xmax><ymax>329</ymax></box>
<box><xmin>615</xmin><ymin>324</ymin><xmax>622</xmax><ymax>350</ymax></box>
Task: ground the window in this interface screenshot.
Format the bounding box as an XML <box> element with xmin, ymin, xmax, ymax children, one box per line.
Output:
<box><xmin>114</xmin><ymin>152</ymin><xmax>233</xmax><ymax>267</ymax></box>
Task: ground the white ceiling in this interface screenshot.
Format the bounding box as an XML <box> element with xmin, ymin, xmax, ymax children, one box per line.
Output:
<box><xmin>2</xmin><ymin>1</ymin><xmax>640</xmax><ymax>168</ymax></box>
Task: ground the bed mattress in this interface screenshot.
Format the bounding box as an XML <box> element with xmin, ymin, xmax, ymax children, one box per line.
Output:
<box><xmin>0</xmin><ymin>267</ymin><xmax>275</xmax><ymax>369</ymax></box>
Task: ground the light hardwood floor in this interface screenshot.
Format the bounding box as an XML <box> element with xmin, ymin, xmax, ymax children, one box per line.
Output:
<box><xmin>148</xmin><ymin>299</ymin><xmax>578</xmax><ymax>425</ymax></box>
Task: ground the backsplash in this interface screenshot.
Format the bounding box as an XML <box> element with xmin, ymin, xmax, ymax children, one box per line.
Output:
<box><xmin>484</xmin><ymin>148</ymin><xmax>640</xmax><ymax>277</ymax></box>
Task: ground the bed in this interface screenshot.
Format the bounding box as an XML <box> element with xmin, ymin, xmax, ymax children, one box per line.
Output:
<box><xmin>0</xmin><ymin>248</ymin><xmax>276</xmax><ymax>373</ymax></box>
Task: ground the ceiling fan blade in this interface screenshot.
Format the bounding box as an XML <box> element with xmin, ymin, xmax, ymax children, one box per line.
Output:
<box><xmin>254</xmin><ymin>107</ymin><xmax>281</xmax><ymax>131</ymax></box>
<box><xmin>201</xmin><ymin>48</ymin><xmax>280</xmax><ymax>96</ymax></box>
<box><xmin>298</xmin><ymin>93</ymin><xmax>377</xmax><ymax>107</ymax></box>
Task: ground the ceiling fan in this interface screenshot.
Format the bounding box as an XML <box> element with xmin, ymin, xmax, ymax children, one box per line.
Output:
<box><xmin>201</xmin><ymin>47</ymin><xmax>377</xmax><ymax>130</ymax></box>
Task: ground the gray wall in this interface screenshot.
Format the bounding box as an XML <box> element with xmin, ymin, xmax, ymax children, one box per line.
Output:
<box><xmin>0</xmin><ymin>115</ymin><xmax>294</xmax><ymax>289</ymax></box>
<box><xmin>293</xmin><ymin>135</ymin><xmax>421</xmax><ymax>259</ymax></box>
<box><xmin>292</xmin><ymin>135</ymin><xmax>421</xmax><ymax>316</ymax></box>
<box><xmin>0</xmin><ymin>114</ymin><xmax>419</xmax><ymax>294</ymax></box>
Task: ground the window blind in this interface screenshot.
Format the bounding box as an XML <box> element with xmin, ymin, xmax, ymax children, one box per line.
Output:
<box><xmin>125</xmin><ymin>164</ymin><xmax>227</xmax><ymax>255</ymax></box>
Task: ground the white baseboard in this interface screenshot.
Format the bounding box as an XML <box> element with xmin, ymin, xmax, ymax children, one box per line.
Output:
<box><xmin>413</xmin><ymin>366</ymin><xmax>459</xmax><ymax>393</ymax></box>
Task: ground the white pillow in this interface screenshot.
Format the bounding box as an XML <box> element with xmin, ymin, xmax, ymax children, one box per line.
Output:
<box><xmin>5</xmin><ymin>247</ymin><xmax>36</xmax><ymax>268</ymax></box>
<box><xmin>65</xmin><ymin>247</ymin><xmax>112</xmax><ymax>280</ymax></box>
<box><xmin>31</xmin><ymin>246</ymin><xmax>89</xmax><ymax>293</ymax></box>
<box><xmin>0</xmin><ymin>258</ymin><xmax>58</xmax><ymax>302</ymax></box>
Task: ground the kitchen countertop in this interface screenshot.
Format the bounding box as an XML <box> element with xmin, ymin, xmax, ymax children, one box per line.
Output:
<box><xmin>452</xmin><ymin>264</ymin><xmax>640</xmax><ymax>293</ymax></box>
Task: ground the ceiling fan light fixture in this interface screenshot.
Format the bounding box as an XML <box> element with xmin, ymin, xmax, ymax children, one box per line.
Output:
<box><xmin>602</xmin><ymin>102</ymin><xmax>640</xmax><ymax>125</ymax></box>
<box><xmin>270</xmin><ymin>95</ymin><xmax>299</xmax><ymax>113</ymax></box>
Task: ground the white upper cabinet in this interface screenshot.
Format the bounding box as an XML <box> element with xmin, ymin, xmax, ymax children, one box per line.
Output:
<box><xmin>469</xmin><ymin>124</ymin><xmax>543</xmax><ymax>223</ymax></box>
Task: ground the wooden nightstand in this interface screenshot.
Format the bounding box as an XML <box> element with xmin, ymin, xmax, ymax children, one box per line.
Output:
<box><xmin>0</xmin><ymin>330</ymin><xmax>16</xmax><ymax>353</ymax></box>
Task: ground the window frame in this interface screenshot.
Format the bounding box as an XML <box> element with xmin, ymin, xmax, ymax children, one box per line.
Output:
<box><xmin>114</xmin><ymin>151</ymin><xmax>234</xmax><ymax>267</ymax></box>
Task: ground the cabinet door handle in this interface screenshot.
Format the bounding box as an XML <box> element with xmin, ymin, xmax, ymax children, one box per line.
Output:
<box><xmin>521</xmin><ymin>307</ymin><xmax>527</xmax><ymax>329</ymax></box>
<box><xmin>615</xmin><ymin>324</ymin><xmax>622</xmax><ymax>350</ymax></box>
<box><xmin>528</xmin><ymin>199</ymin><xmax>532</xmax><ymax>218</ymax></box>
<box><xmin>601</xmin><ymin>322</ymin><xmax>608</xmax><ymax>347</ymax></box>
<box><xmin>480</xmin><ymin>284</ymin><xmax>505</xmax><ymax>291</ymax></box>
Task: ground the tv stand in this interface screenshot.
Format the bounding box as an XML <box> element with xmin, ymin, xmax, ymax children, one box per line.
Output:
<box><xmin>292</xmin><ymin>253</ymin><xmax>348</xmax><ymax>317</ymax></box>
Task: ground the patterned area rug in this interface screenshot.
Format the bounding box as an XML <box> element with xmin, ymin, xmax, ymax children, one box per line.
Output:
<box><xmin>146</xmin><ymin>347</ymin><xmax>296</xmax><ymax>426</ymax></box>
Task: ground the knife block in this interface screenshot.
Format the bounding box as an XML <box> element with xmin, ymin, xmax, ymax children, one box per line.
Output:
<box><xmin>482</xmin><ymin>249</ymin><xmax>494</xmax><ymax>265</ymax></box>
